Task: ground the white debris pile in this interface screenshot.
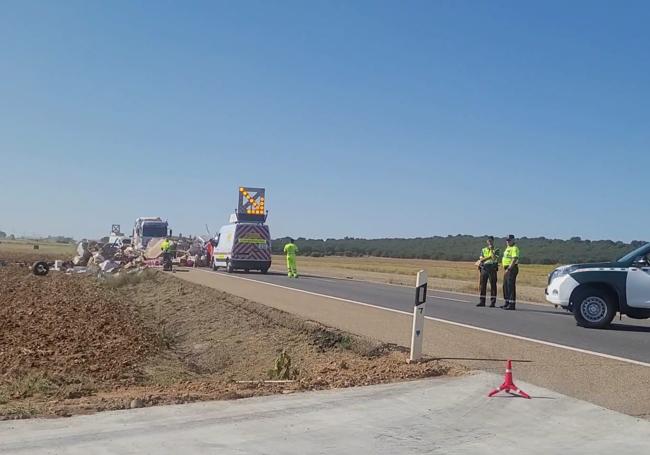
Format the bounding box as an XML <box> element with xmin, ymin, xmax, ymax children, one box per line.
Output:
<box><xmin>68</xmin><ymin>239</ymin><xmax>145</xmax><ymax>275</ymax></box>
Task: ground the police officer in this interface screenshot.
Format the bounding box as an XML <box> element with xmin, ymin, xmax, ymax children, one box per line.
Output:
<box><xmin>476</xmin><ymin>236</ymin><xmax>500</xmax><ymax>307</ymax></box>
<box><xmin>283</xmin><ymin>238</ymin><xmax>299</xmax><ymax>278</ymax></box>
<box><xmin>500</xmin><ymin>235</ymin><xmax>520</xmax><ymax>310</ymax></box>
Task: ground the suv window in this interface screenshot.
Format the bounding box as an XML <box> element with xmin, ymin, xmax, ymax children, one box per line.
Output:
<box><xmin>632</xmin><ymin>254</ymin><xmax>650</xmax><ymax>268</ymax></box>
<box><xmin>619</xmin><ymin>244</ymin><xmax>650</xmax><ymax>263</ymax></box>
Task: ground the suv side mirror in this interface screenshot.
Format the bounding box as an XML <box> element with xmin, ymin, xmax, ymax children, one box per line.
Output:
<box><xmin>632</xmin><ymin>256</ymin><xmax>650</xmax><ymax>268</ymax></box>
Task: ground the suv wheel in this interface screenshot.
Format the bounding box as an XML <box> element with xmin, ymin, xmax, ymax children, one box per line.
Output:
<box><xmin>226</xmin><ymin>261</ymin><xmax>234</xmax><ymax>273</ymax></box>
<box><xmin>573</xmin><ymin>287</ymin><xmax>616</xmax><ymax>329</ymax></box>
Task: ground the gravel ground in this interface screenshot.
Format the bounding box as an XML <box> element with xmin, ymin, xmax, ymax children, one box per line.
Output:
<box><xmin>0</xmin><ymin>266</ymin><xmax>459</xmax><ymax>420</ymax></box>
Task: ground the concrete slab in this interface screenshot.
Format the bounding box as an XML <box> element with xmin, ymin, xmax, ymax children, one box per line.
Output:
<box><xmin>1</xmin><ymin>372</ymin><xmax>648</xmax><ymax>454</ymax></box>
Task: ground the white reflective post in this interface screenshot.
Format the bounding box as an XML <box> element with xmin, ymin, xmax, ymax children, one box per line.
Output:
<box><xmin>409</xmin><ymin>270</ymin><xmax>428</xmax><ymax>363</ymax></box>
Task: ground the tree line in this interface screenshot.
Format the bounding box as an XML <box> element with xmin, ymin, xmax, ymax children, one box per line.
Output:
<box><xmin>271</xmin><ymin>235</ymin><xmax>647</xmax><ymax>265</ymax></box>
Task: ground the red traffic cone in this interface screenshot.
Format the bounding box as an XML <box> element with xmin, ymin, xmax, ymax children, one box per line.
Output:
<box><xmin>488</xmin><ymin>360</ymin><xmax>531</xmax><ymax>399</ymax></box>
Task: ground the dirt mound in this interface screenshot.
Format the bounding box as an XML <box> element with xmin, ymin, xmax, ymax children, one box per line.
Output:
<box><xmin>0</xmin><ymin>266</ymin><xmax>156</xmax><ymax>387</ymax></box>
<box><xmin>1</xmin><ymin>268</ymin><xmax>461</xmax><ymax>420</ymax></box>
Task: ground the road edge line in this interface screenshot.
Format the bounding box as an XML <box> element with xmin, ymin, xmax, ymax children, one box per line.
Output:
<box><xmin>189</xmin><ymin>269</ymin><xmax>650</xmax><ymax>368</ymax></box>
<box><xmin>274</xmin><ymin>267</ymin><xmax>551</xmax><ymax>308</ymax></box>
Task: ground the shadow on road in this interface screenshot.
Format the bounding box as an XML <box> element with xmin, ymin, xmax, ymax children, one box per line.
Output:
<box><xmin>515</xmin><ymin>308</ymin><xmax>572</xmax><ymax>316</ymax></box>
<box><xmin>607</xmin><ymin>323</ymin><xmax>650</xmax><ymax>333</ymax></box>
<box><xmin>218</xmin><ymin>269</ymin><xmax>334</xmax><ymax>280</ymax></box>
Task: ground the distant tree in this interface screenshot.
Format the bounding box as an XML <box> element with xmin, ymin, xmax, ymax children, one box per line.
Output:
<box><xmin>270</xmin><ymin>235</ymin><xmax>645</xmax><ymax>265</ymax></box>
<box><xmin>8</xmin><ymin>234</ymin><xmax>15</xmax><ymax>240</ymax></box>
<box><xmin>0</xmin><ymin>231</ymin><xmax>6</xmax><ymax>239</ymax></box>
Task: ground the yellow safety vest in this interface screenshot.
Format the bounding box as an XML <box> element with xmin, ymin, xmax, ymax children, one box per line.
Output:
<box><xmin>481</xmin><ymin>247</ymin><xmax>499</xmax><ymax>265</ymax></box>
<box><xmin>284</xmin><ymin>243</ymin><xmax>298</xmax><ymax>257</ymax></box>
<box><xmin>502</xmin><ymin>245</ymin><xmax>520</xmax><ymax>267</ymax></box>
<box><xmin>161</xmin><ymin>240</ymin><xmax>171</xmax><ymax>253</ymax></box>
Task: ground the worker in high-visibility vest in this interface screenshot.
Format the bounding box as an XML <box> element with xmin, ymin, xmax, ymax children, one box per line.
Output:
<box><xmin>160</xmin><ymin>237</ymin><xmax>174</xmax><ymax>271</ymax></box>
<box><xmin>283</xmin><ymin>238</ymin><xmax>299</xmax><ymax>278</ymax></box>
<box><xmin>500</xmin><ymin>234</ymin><xmax>520</xmax><ymax>310</ymax></box>
<box><xmin>476</xmin><ymin>236</ymin><xmax>500</xmax><ymax>307</ymax></box>
<box><xmin>161</xmin><ymin>238</ymin><xmax>172</xmax><ymax>254</ymax></box>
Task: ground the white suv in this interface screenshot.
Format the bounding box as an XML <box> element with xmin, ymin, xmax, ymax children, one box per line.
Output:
<box><xmin>546</xmin><ymin>243</ymin><xmax>650</xmax><ymax>328</ymax></box>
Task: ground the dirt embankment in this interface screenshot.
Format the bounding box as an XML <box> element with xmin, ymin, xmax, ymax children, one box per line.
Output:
<box><xmin>0</xmin><ymin>267</ymin><xmax>460</xmax><ymax>419</ymax></box>
<box><xmin>0</xmin><ymin>266</ymin><xmax>157</xmax><ymax>417</ymax></box>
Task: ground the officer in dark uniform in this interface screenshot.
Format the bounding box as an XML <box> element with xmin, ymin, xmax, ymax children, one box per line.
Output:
<box><xmin>476</xmin><ymin>236</ymin><xmax>500</xmax><ymax>307</ymax></box>
<box><xmin>500</xmin><ymin>234</ymin><xmax>520</xmax><ymax>310</ymax></box>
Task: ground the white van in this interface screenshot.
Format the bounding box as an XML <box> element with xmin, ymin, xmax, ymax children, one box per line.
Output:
<box><xmin>212</xmin><ymin>221</ymin><xmax>272</xmax><ymax>273</ymax></box>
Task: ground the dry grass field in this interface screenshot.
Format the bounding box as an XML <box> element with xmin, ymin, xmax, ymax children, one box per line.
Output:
<box><xmin>271</xmin><ymin>255</ymin><xmax>557</xmax><ymax>303</ymax></box>
<box><xmin>0</xmin><ymin>239</ymin><xmax>76</xmax><ymax>262</ymax></box>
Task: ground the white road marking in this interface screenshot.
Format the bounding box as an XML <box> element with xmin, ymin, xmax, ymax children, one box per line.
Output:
<box><xmin>190</xmin><ymin>269</ymin><xmax>650</xmax><ymax>368</ymax></box>
<box><xmin>298</xmin><ymin>271</ymin><xmax>550</xmax><ymax>307</ymax></box>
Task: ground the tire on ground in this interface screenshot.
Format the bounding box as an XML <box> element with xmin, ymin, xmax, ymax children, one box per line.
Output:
<box><xmin>226</xmin><ymin>261</ymin><xmax>234</xmax><ymax>273</ymax></box>
<box><xmin>32</xmin><ymin>261</ymin><xmax>49</xmax><ymax>276</ymax></box>
<box><xmin>572</xmin><ymin>286</ymin><xmax>617</xmax><ymax>329</ymax></box>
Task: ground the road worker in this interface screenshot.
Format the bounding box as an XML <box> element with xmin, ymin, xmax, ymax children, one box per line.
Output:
<box><xmin>283</xmin><ymin>238</ymin><xmax>299</xmax><ymax>278</ymax></box>
<box><xmin>160</xmin><ymin>237</ymin><xmax>174</xmax><ymax>271</ymax></box>
<box><xmin>476</xmin><ymin>236</ymin><xmax>500</xmax><ymax>307</ymax></box>
<box><xmin>500</xmin><ymin>234</ymin><xmax>520</xmax><ymax>310</ymax></box>
<box><xmin>160</xmin><ymin>237</ymin><xmax>172</xmax><ymax>254</ymax></box>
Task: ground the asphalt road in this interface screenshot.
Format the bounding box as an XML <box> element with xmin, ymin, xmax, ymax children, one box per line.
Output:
<box><xmin>207</xmin><ymin>270</ymin><xmax>650</xmax><ymax>365</ymax></box>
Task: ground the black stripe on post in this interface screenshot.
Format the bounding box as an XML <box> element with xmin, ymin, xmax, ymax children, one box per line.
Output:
<box><xmin>415</xmin><ymin>283</ymin><xmax>427</xmax><ymax>306</ymax></box>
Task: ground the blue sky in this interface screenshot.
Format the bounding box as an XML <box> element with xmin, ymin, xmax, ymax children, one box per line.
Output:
<box><xmin>1</xmin><ymin>0</ymin><xmax>648</xmax><ymax>241</ymax></box>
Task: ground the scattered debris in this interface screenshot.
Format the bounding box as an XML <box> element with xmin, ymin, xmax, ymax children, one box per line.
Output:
<box><xmin>16</xmin><ymin>226</ymin><xmax>213</xmax><ymax>281</ymax></box>
<box><xmin>99</xmin><ymin>260</ymin><xmax>121</xmax><ymax>273</ymax></box>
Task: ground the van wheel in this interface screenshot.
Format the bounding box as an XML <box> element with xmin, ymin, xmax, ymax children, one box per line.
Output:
<box><xmin>573</xmin><ymin>287</ymin><xmax>616</xmax><ymax>329</ymax></box>
<box><xmin>212</xmin><ymin>263</ymin><xmax>219</xmax><ymax>271</ymax></box>
<box><xmin>226</xmin><ymin>262</ymin><xmax>234</xmax><ymax>273</ymax></box>
<box><xmin>261</xmin><ymin>267</ymin><xmax>269</xmax><ymax>274</ymax></box>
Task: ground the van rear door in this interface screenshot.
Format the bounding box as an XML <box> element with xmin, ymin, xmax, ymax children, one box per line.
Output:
<box><xmin>233</xmin><ymin>224</ymin><xmax>271</xmax><ymax>262</ymax></box>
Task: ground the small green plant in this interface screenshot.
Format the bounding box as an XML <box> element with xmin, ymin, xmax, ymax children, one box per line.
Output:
<box><xmin>268</xmin><ymin>350</ymin><xmax>298</xmax><ymax>380</ymax></box>
<box><xmin>337</xmin><ymin>335</ymin><xmax>353</xmax><ymax>350</ymax></box>
<box><xmin>2</xmin><ymin>402</ymin><xmax>38</xmax><ymax>419</ymax></box>
<box><xmin>157</xmin><ymin>324</ymin><xmax>176</xmax><ymax>349</ymax></box>
<box><xmin>6</xmin><ymin>372</ymin><xmax>55</xmax><ymax>399</ymax></box>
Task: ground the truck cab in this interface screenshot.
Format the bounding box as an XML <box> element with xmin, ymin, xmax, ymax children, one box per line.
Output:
<box><xmin>132</xmin><ymin>217</ymin><xmax>169</xmax><ymax>250</ymax></box>
<box><xmin>546</xmin><ymin>243</ymin><xmax>650</xmax><ymax>328</ymax></box>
